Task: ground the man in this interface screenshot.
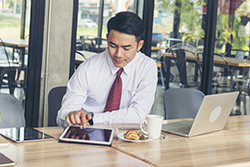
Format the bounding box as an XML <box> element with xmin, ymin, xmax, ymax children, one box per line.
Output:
<box><xmin>56</xmin><ymin>11</ymin><xmax>158</xmax><ymax>128</ymax></box>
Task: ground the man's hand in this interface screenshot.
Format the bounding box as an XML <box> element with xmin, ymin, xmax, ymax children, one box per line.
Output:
<box><xmin>65</xmin><ymin>110</ymin><xmax>92</xmax><ymax>128</ymax></box>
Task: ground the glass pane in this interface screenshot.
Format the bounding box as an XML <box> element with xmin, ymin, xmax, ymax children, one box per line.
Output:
<box><xmin>76</xmin><ymin>0</ymin><xmax>136</xmax><ymax>54</ymax></box>
<box><xmin>0</xmin><ymin>0</ymin><xmax>30</xmax><ymax>109</ymax></box>
<box><xmin>154</xmin><ymin>0</ymin><xmax>204</xmax><ymax>50</ymax></box>
<box><xmin>103</xmin><ymin>0</ymin><xmax>135</xmax><ymax>38</ymax></box>
<box><xmin>77</xmin><ymin>1</ymin><xmax>99</xmax><ymax>37</ymax></box>
<box><xmin>215</xmin><ymin>0</ymin><xmax>250</xmax><ymax>115</ymax></box>
<box><xmin>215</xmin><ymin>0</ymin><xmax>250</xmax><ymax>55</ymax></box>
<box><xmin>153</xmin><ymin>0</ymin><xmax>204</xmax><ymax>88</ymax></box>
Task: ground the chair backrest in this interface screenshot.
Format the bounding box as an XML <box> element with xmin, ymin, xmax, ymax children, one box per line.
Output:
<box><xmin>0</xmin><ymin>93</ymin><xmax>25</xmax><ymax>128</ymax></box>
<box><xmin>163</xmin><ymin>88</ymin><xmax>205</xmax><ymax>119</ymax></box>
<box><xmin>48</xmin><ymin>86</ymin><xmax>67</xmax><ymax>126</ymax></box>
<box><xmin>174</xmin><ymin>49</ymin><xmax>188</xmax><ymax>86</ymax></box>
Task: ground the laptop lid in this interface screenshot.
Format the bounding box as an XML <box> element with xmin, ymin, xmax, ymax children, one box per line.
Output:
<box><xmin>188</xmin><ymin>91</ymin><xmax>239</xmax><ymax>137</ymax></box>
<box><xmin>162</xmin><ymin>91</ymin><xmax>239</xmax><ymax>137</ymax></box>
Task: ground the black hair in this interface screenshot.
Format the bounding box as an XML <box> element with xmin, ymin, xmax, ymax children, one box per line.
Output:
<box><xmin>107</xmin><ymin>11</ymin><xmax>145</xmax><ymax>42</ymax></box>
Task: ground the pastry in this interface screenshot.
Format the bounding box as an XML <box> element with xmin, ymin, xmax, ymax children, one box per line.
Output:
<box><xmin>124</xmin><ymin>130</ymin><xmax>140</xmax><ymax>140</ymax></box>
<box><xmin>137</xmin><ymin>131</ymin><xmax>149</xmax><ymax>140</ymax></box>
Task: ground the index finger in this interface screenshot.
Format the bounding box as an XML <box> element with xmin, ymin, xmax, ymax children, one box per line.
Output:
<box><xmin>80</xmin><ymin>113</ymin><xmax>91</xmax><ymax>128</ymax></box>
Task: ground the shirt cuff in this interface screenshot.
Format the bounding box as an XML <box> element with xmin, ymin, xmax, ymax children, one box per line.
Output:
<box><xmin>93</xmin><ymin>113</ymin><xmax>105</xmax><ymax>125</ymax></box>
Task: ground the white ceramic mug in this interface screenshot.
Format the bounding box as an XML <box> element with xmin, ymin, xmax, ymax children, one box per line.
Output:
<box><xmin>140</xmin><ymin>115</ymin><xmax>163</xmax><ymax>139</ymax></box>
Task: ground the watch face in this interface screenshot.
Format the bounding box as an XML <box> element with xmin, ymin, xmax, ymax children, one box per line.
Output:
<box><xmin>88</xmin><ymin>119</ymin><xmax>93</xmax><ymax>125</ymax></box>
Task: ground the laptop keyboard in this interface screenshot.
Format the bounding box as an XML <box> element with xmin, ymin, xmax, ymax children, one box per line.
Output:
<box><xmin>167</xmin><ymin>125</ymin><xmax>192</xmax><ymax>134</ymax></box>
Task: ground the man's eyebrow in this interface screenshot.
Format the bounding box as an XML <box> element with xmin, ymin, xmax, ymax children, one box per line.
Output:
<box><xmin>109</xmin><ymin>41</ymin><xmax>117</xmax><ymax>46</ymax></box>
<box><xmin>122</xmin><ymin>44</ymin><xmax>132</xmax><ymax>48</ymax></box>
<box><xmin>109</xmin><ymin>41</ymin><xmax>131</xmax><ymax>48</ymax></box>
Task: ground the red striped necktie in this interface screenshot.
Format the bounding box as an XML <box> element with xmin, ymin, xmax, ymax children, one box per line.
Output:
<box><xmin>104</xmin><ymin>68</ymin><xmax>123</xmax><ymax>112</ymax></box>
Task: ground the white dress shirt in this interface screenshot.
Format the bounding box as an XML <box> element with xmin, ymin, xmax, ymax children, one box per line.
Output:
<box><xmin>56</xmin><ymin>50</ymin><xmax>158</xmax><ymax>127</ymax></box>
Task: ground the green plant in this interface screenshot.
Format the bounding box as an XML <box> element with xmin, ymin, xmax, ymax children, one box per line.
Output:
<box><xmin>215</xmin><ymin>1</ymin><xmax>250</xmax><ymax>53</ymax></box>
<box><xmin>156</xmin><ymin>0</ymin><xmax>205</xmax><ymax>46</ymax></box>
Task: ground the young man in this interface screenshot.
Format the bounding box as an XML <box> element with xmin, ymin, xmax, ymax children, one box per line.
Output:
<box><xmin>56</xmin><ymin>11</ymin><xmax>158</xmax><ymax>128</ymax></box>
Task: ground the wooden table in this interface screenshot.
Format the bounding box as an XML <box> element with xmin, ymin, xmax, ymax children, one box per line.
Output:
<box><xmin>151</xmin><ymin>47</ymin><xmax>166</xmax><ymax>51</ymax></box>
<box><xmin>161</xmin><ymin>52</ymin><xmax>250</xmax><ymax>68</ymax></box>
<box><xmin>0</xmin><ymin>62</ymin><xmax>21</xmax><ymax>94</ymax></box>
<box><xmin>1</xmin><ymin>115</ymin><xmax>250</xmax><ymax>167</ymax></box>
<box><xmin>160</xmin><ymin>52</ymin><xmax>250</xmax><ymax>89</ymax></box>
<box><xmin>0</xmin><ymin>126</ymin><xmax>151</xmax><ymax>167</ymax></box>
<box><xmin>75</xmin><ymin>50</ymin><xmax>97</xmax><ymax>64</ymax></box>
<box><xmin>109</xmin><ymin>115</ymin><xmax>250</xmax><ymax>167</ymax></box>
<box><xmin>0</xmin><ymin>38</ymin><xmax>28</xmax><ymax>48</ymax></box>
<box><xmin>0</xmin><ymin>38</ymin><xmax>28</xmax><ymax>69</ymax></box>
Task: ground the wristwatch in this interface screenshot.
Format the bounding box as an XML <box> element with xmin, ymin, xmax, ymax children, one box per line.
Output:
<box><xmin>88</xmin><ymin>112</ymin><xmax>94</xmax><ymax>125</ymax></box>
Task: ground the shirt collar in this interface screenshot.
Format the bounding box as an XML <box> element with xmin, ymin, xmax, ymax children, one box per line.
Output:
<box><xmin>107</xmin><ymin>51</ymin><xmax>140</xmax><ymax>76</ymax></box>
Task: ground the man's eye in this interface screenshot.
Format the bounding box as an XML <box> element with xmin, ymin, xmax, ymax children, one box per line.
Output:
<box><xmin>124</xmin><ymin>48</ymin><xmax>130</xmax><ymax>51</ymax></box>
<box><xmin>110</xmin><ymin>44</ymin><xmax>116</xmax><ymax>48</ymax></box>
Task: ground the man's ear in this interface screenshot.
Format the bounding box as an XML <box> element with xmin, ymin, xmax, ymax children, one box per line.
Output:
<box><xmin>106</xmin><ymin>33</ymin><xmax>109</xmax><ymax>41</ymax></box>
<box><xmin>137</xmin><ymin>40</ymin><xmax>144</xmax><ymax>51</ymax></box>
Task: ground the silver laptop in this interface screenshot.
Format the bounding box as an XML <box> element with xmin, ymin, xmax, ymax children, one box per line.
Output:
<box><xmin>162</xmin><ymin>91</ymin><xmax>239</xmax><ymax>137</ymax></box>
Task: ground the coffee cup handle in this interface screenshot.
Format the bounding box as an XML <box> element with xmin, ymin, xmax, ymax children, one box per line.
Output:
<box><xmin>140</xmin><ymin>119</ymin><xmax>148</xmax><ymax>135</ymax></box>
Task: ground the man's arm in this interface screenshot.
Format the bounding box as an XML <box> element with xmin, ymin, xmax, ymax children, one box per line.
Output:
<box><xmin>56</xmin><ymin>64</ymin><xmax>90</xmax><ymax>127</ymax></box>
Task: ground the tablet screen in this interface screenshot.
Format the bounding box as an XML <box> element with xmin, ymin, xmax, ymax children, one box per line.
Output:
<box><xmin>0</xmin><ymin>127</ymin><xmax>54</xmax><ymax>142</ymax></box>
<box><xmin>59</xmin><ymin>126</ymin><xmax>114</xmax><ymax>146</ymax></box>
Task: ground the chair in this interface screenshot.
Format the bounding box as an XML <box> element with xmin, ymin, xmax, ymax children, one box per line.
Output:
<box><xmin>197</xmin><ymin>51</ymin><xmax>232</xmax><ymax>94</ymax></box>
<box><xmin>203</xmin><ymin>52</ymin><xmax>232</xmax><ymax>94</ymax></box>
<box><xmin>230</xmin><ymin>50</ymin><xmax>250</xmax><ymax>88</ymax></box>
<box><xmin>0</xmin><ymin>40</ymin><xmax>22</xmax><ymax>95</ymax></box>
<box><xmin>75</xmin><ymin>51</ymin><xmax>87</xmax><ymax>70</ymax></box>
<box><xmin>163</xmin><ymin>46</ymin><xmax>202</xmax><ymax>89</ymax></box>
<box><xmin>163</xmin><ymin>88</ymin><xmax>205</xmax><ymax>120</ymax></box>
<box><xmin>162</xmin><ymin>48</ymin><xmax>188</xmax><ymax>89</ymax></box>
<box><xmin>230</xmin><ymin>50</ymin><xmax>250</xmax><ymax>115</ymax></box>
<box><xmin>83</xmin><ymin>36</ymin><xmax>106</xmax><ymax>53</ymax></box>
<box><xmin>48</xmin><ymin>86</ymin><xmax>67</xmax><ymax>126</ymax></box>
<box><xmin>0</xmin><ymin>93</ymin><xmax>25</xmax><ymax>128</ymax></box>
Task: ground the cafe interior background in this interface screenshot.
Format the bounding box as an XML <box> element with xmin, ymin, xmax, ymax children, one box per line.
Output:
<box><xmin>0</xmin><ymin>0</ymin><xmax>250</xmax><ymax>127</ymax></box>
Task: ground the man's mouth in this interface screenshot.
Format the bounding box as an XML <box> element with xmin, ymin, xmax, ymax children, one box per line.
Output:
<box><xmin>114</xmin><ymin>59</ymin><xmax>124</xmax><ymax>64</ymax></box>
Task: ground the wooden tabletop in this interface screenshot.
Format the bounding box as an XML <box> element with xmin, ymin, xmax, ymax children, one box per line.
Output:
<box><xmin>161</xmin><ymin>52</ymin><xmax>250</xmax><ymax>68</ymax></box>
<box><xmin>1</xmin><ymin>115</ymin><xmax>250</xmax><ymax>167</ymax></box>
<box><xmin>94</xmin><ymin>116</ymin><xmax>250</xmax><ymax>167</ymax></box>
<box><xmin>151</xmin><ymin>47</ymin><xmax>166</xmax><ymax>51</ymax></box>
<box><xmin>0</xmin><ymin>127</ymin><xmax>151</xmax><ymax>167</ymax></box>
<box><xmin>0</xmin><ymin>38</ymin><xmax>28</xmax><ymax>48</ymax></box>
<box><xmin>75</xmin><ymin>50</ymin><xmax>97</xmax><ymax>63</ymax></box>
<box><xmin>0</xmin><ymin>62</ymin><xmax>21</xmax><ymax>68</ymax></box>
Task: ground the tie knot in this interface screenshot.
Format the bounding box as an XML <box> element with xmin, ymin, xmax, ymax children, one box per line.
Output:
<box><xmin>117</xmin><ymin>68</ymin><xmax>123</xmax><ymax>77</ymax></box>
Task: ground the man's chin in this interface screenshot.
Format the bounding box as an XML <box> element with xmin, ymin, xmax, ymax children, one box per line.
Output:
<box><xmin>113</xmin><ymin>61</ymin><xmax>126</xmax><ymax>68</ymax></box>
<box><xmin>114</xmin><ymin>64</ymin><xmax>125</xmax><ymax>68</ymax></box>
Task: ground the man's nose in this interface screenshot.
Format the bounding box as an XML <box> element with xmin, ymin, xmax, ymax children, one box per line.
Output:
<box><xmin>115</xmin><ymin>47</ymin><xmax>123</xmax><ymax>57</ymax></box>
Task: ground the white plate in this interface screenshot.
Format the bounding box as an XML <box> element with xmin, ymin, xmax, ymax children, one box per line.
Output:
<box><xmin>117</xmin><ymin>132</ymin><xmax>154</xmax><ymax>142</ymax></box>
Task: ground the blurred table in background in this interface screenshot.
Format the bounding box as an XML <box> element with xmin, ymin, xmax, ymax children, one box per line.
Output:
<box><xmin>75</xmin><ymin>50</ymin><xmax>97</xmax><ymax>64</ymax></box>
<box><xmin>0</xmin><ymin>38</ymin><xmax>28</xmax><ymax>69</ymax></box>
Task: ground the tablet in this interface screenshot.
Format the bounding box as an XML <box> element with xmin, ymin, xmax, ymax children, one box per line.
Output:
<box><xmin>0</xmin><ymin>127</ymin><xmax>54</xmax><ymax>142</ymax></box>
<box><xmin>59</xmin><ymin>126</ymin><xmax>114</xmax><ymax>146</ymax></box>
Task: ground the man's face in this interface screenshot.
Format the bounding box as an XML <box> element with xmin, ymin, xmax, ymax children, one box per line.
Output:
<box><xmin>106</xmin><ymin>30</ymin><xmax>144</xmax><ymax>68</ymax></box>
